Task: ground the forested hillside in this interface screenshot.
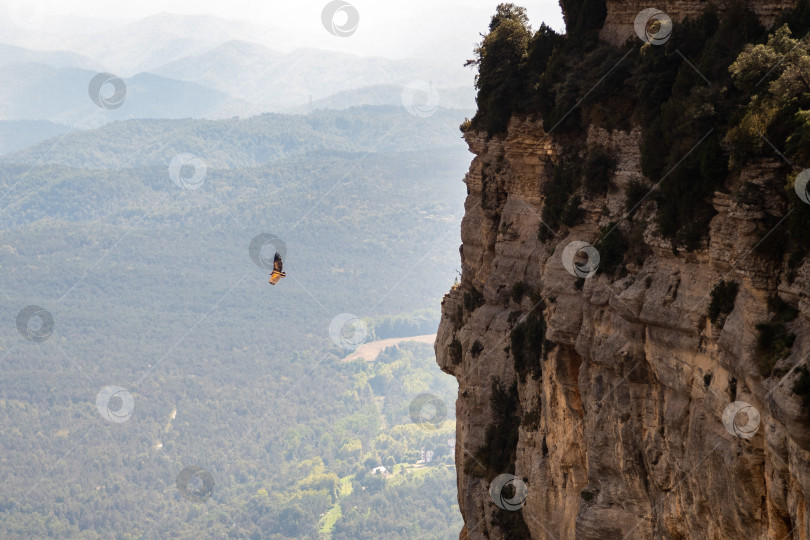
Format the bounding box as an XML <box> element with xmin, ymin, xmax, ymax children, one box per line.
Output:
<box><xmin>2</xmin><ymin>107</ymin><xmax>466</xmax><ymax>169</ymax></box>
<box><xmin>0</xmin><ymin>106</ymin><xmax>469</xmax><ymax>538</ymax></box>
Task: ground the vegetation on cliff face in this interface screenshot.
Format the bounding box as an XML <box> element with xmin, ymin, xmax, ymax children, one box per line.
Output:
<box><xmin>448</xmin><ymin>3</ymin><xmax>810</xmax><ymax>536</ymax></box>
<box><xmin>707</xmin><ymin>280</ymin><xmax>740</xmax><ymax>324</ymax></box>
<box><xmin>537</xmin><ymin>150</ymin><xmax>583</xmax><ymax>241</ymax></box>
<box><xmin>756</xmin><ymin>296</ymin><xmax>799</xmax><ymax>376</ymax></box>
<box><xmin>467</xmin><ymin>1</ymin><xmax>810</xmax><ymax>253</ymax></box>
<box><xmin>728</xmin><ymin>21</ymin><xmax>810</xmax><ymax>250</ymax></box>
<box><xmin>510</xmin><ymin>309</ymin><xmax>546</xmax><ymax>383</ymax></box>
<box><xmin>465</xmin><ymin>4</ymin><xmax>535</xmax><ymax>136</ymax></box>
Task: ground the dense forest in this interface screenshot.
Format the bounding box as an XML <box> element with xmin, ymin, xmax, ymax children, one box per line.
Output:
<box><xmin>0</xmin><ymin>105</ymin><xmax>469</xmax><ymax>538</ymax></box>
<box><xmin>1</xmin><ymin>107</ymin><xmax>468</xmax><ymax>169</ymax></box>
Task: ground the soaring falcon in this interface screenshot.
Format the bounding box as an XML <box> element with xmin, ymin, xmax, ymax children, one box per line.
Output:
<box><xmin>269</xmin><ymin>253</ymin><xmax>286</xmax><ymax>285</ymax></box>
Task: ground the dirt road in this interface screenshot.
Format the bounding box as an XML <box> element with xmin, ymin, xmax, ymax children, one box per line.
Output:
<box><xmin>341</xmin><ymin>334</ymin><xmax>437</xmax><ymax>362</ymax></box>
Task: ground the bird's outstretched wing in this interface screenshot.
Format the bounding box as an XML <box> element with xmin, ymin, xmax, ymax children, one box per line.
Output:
<box><xmin>269</xmin><ymin>252</ymin><xmax>286</xmax><ymax>285</ymax></box>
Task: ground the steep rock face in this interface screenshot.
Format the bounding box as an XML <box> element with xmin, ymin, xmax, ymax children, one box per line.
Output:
<box><xmin>436</xmin><ymin>116</ymin><xmax>810</xmax><ymax>538</ymax></box>
<box><xmin>600</xmin><ymin>0</ymin><xmax>799</xmax><ymax>45</ymax></box>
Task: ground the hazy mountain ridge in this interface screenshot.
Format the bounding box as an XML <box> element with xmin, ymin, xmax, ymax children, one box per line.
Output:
<box><xmin>0</xmin><ymin>62</ymin><xmax>256</xmax><ymax>127</ymax></box>
<box><xmin>0</xmin><ymin>43</ymin><xmax>99</xmax><ymax>70</ymax></box>
<box><xmin>0</xmin><ymin>107</ymin><xmax>470</xmax><ymax>169</ymax></box>
<box><xmin>0</xmin><ymin>11</ymin><xmax>478</xmax><ymax>134</ymax></box>
<box><xmin>283</xmin><ymin>84</ymin><xmax>475</xmax><ymax>114</ymax></box>
<box><xmin>0</xmin><ymin>39</ymin><xmax>473</xmax><ymax>136</ymax></box>
<box><xmin>151</xmin><ymin>41</ymin><xmax>474</xmax><ymax>111</ymax></box>
<box><xmin>51</xmin><ymin>12</ymin><xmax>294</xmax><ymax>75</ymax></box>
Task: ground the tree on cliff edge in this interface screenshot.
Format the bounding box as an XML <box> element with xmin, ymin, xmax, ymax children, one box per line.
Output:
<box><xmin>466</xmin><ymin>3</ymin><xmax>532</xmax><ymax>134</ymax></box>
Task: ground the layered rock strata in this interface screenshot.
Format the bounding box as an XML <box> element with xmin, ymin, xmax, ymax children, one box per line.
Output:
<box><xmin>437</xmin><ymin>114</ymin><xmax>810</xmax><ymax>538</ymax></box>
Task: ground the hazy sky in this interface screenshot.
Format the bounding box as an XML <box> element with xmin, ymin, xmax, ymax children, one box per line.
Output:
<box><xmin>1</xmin><ymin>0</ymin><xmax>565</xmax><ymax>57</ymax></box>
<box><xmin>5</xmin><ymin>0</ymin><xmax>564</xmax><ymax>26</ymax></box>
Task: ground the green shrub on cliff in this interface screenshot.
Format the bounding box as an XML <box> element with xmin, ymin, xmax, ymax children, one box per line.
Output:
<box><xmin>559</xmin><ymin>0</ymin><xmax>607</xmax><ymax>41</ymax></box>
<box><xmin>468</xmin><ymin>2</ymin><xmax>794</xmax><ymax>250</ymax></box>
<box><xmin>583</xmin><ymin>144</ymin><xmax>617</xmax><ymax>195</ymax></box>
<box><xmin>707</xmin><ymin>280</ymin><xmax>739</xmax><ymax>324</ymax></box>
<box><xmin>510</xmin><ymin>308</ymin><xmax>546</xmax><ymax>382</ymax></box>
<box><xmin>510</xmin><ymin>281</ymin><xmax>529</xmax><ymax>303</ymax></box>
<box><xmin>472</xmin><ymin>379</ymin><xmax>521</xmax><ymax>477</ymax></box>
<box><xmin>727</xmin><ymin>19</ymin><xmax>810</xmax><ymax>252</ymax></box>
<box><xmin>448</xmin><ymin>339</ymin><xmax>463</xmax><ymax>365</ymax></box>
<box><xmin>624</xmin><ymin>180</ymin><xmax>649</xmax><ymax>216</ymax></box>
<box><xmin>756</xmin><ymin>322</ymin><xmax>796</xmax><ymax>376</ymax></box>
<box><xmin>463</xmin><ymin>286</ymin><xmax>485</xmax><ymax>312</ymax></box>
<box><xmin>728</xmin><ymin>24</ymin><xmax>810</xmax><ymax>167</ymax></box>
<box><xmin>466</xmin><ymin>4</ymin><xmax>534</xmax><ymax>134</ymax></box>
<box><xmin>594</xmin><ymin>224</ymin><xmax>628</xmax><ymax>276</ymax></box>
<box><xmin>538</xmin><ymin>150</ymin><xmax>582</xmax><ymax>240</ymax></box>
<box><xmin>756</xmin><ymin>296</ymin><xmax>799</xmax><ymax>376</ymax></box>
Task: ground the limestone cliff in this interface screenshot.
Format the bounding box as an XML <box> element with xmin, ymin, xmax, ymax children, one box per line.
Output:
<box><xmin>436</xmin><ymin>2</ymin><xmax>810</xmax><ymax>539</ymax></box>
<box><xmin>600</xmin><ymin>0</ymin><xmax>798</xmax><ymax>45</ymax></box>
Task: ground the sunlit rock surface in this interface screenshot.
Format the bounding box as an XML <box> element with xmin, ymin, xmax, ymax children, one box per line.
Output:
<box><xmin>600</xmin><ymin>0</ymin><xmax>799</xmax><ymax>45</ymax></box>
<box><xmin>437</xmin><ymin>112</ymin><xmax>810</xmax><ymax>537</ymax></box>
<box><xmin>438</xmin><ymin>1</ymin><xmax>810</xmax><ymax>535</ymax></box>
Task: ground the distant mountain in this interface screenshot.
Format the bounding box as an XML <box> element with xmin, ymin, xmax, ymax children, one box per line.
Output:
<box><xmin>152</xmin><ymin>41</ymin><xmax>474</xmax><ymax>111</ymax></box>
<box><xmin>1</xmin><ymin>107</ymin><xmax>468</xmax><ymax>169</ymax></box>
<box><xmin>0</xmin><ymin>120</ymin><xmax>71</xmax><ymax>155</ymax></box>
<box><xmin>0</xmin><ymin>43</ymin><xmax>99</xmax><ymax>70</ymax></box>
<box><xmin>0</xmin><ymin>63</ymin><xmax>258</xmax><ymax>127</ymax></box>
<box><xmin>56</xmin><ymin>13</ymin><xmax>294</xmax><ymax>75</ymax></box>
<box><xmin>284</xmin><ymin>84</ymin><xmax>475</xmax><ymax>114</ymax></box>
<box><xmin>0</xmin><ymin>8</ymin><xmax>564</xmax><ymax>75</ymax></box>
<box><xmin>0</xmin><ymin>12</ymin><xmax>483</xmax><ymax>141</ymax></box>
<box><xmin>0</xmin><ymin>10</ymin><xmax>494</xmax><ymax>69</ymax></box>
<box><xmin>0</xmin><ymin>12</ymin><xmax>484</xmax><ymax>123</ymax></box>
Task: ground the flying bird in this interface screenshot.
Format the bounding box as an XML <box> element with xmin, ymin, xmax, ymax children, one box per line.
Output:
<box><xmin>269</xmin><ymin>253</ymin><xmax>286</xmax><ymax>285</ymax></box>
